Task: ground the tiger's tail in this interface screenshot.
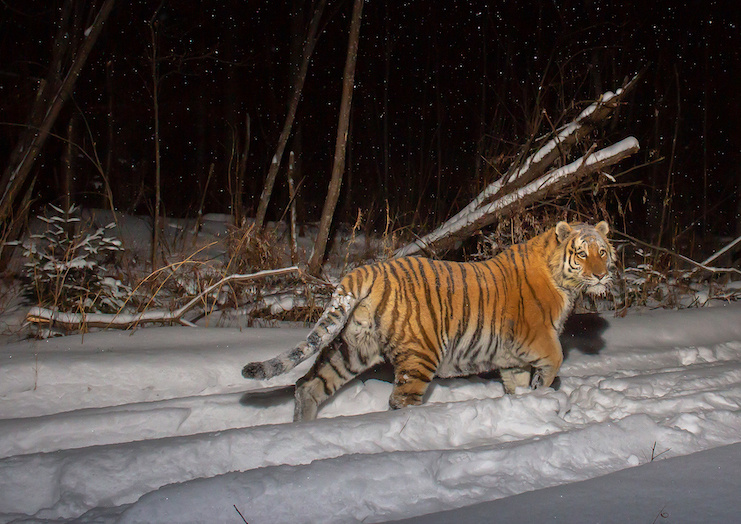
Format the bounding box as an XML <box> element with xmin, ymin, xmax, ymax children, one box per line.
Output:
<box><xmin>242</xmin><ymin>287</ymin><xmax>358</xmax><ymax>380</ymax></box>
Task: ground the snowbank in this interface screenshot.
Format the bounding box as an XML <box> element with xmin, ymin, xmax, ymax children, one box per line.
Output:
<box><xmin>1</xmin><ymin>303</ymin><xmax>741</xmax><ymax>522</ymax></box>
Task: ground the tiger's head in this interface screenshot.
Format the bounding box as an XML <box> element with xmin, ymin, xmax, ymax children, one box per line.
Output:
<box><xmin>552</xmin><ymin>221</ymin><xmax>615</xmax><ymax>296</ymax></box>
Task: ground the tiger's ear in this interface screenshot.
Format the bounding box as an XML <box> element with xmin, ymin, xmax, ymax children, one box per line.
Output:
<box><xmin>595</xmin><ymin>221</ymin><xmax>609</xmax><ymax>236</ymax></box>
<box><xmin>555</xmin><ymin>221</ymin><xmax>572</xmax><ymax>243</ymax></box>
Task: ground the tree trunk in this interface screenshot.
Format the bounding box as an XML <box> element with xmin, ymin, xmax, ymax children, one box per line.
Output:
<box><xmin>61</xmin><ymin>113</ymin><xmax>79</xmax><ymax>242</ymax></box>
<box><xmin>307</xmin><ymin>0</ymin><xmax>365</xmax><ymax>276</ymax></box>
<box><xmin>149</xmin><ymin>8</ymin><xmax>162</xmax><ymax>270</ymax></box>
<box><xmin>0</xmin><ymin>0</ymin><xmax>116</xmax><ymax>234</ymax></box>
<box><xmin>287</xmin><ymin>151</ymin><xmax>299</xmax><ymax>264</ymax></box>
<box><xmin>234</xmin><ymin>113</ymin><xmax>251</xmax><ymax>226</ymax></box>
<box><xmin>254</xmin><ymin>0</ymin><xmax>327</xmax><ymax>231</ymax></box>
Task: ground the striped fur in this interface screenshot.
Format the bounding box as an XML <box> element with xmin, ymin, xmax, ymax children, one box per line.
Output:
<box><xmin>242</xmin><ymin>221</ymin><xmax>615</xmax><ymax>421</ymax></box>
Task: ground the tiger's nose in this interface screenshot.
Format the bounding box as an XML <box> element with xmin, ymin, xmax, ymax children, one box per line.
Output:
<box><xmin>594</xmin><ymin>270</ymin><xmax>607</xmax><ymax>280</ymax></box>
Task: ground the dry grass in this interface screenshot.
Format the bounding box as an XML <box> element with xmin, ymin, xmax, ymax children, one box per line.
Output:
<box><xmin>225</xmin><ymin>223</ymin><xmax>284</xmax><ymax>275</ymax></box>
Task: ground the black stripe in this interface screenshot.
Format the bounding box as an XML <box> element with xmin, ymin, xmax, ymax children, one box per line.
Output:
<box><xmin>522</xmin><ymin>264</ymin><xmax>547</xmax><ymax>322</ymax></box>
<box><xmin>456</xmin><ymin>263</ymin><xmax>470</xmax><ymax>348</ymax></box>
<box><xmin>403</xmin><ymin>346</ymin><xmax>438</xmax><ymax>371</ymax></box>
<box><xmin>328</xmin><ymin>357</ymin><xmax>352</xmax><ymax>381</ymax></box>
<box><xmin>440</xmin><ymin>262</ymin><xmax>454</xmax><ymax>348</ymax></box>
<box><xmin>428</xmin><ymin>260</ymin><xmax>446</xmax><ymax>355</ymax></box>
<box><xmin>410</xmin><ymin>258</ymin><xmax>442</xmax><ymax>353</ymax></box>
<box><xmin>384</xmin><ymin>260</ymin><xmax>409</xmax><ymax>343</ymax></box>
<box><xmin>481</xmin><ymin>261</ymin><xmax>500</xmax><ymax>356</ymax></box>
<box><xmin>410</xmin><ymin>258</ymin><xmax>442</xmax><ymax>361</ymax></box>
<box><xmin>405</xmin><ymin>367</ymin><xmax>434</xmax><ymax>382</ymax></box>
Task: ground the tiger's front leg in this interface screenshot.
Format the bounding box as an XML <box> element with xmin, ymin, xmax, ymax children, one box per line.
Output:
<box><xmin>524</xmin><ymin>333</ymin><xmax>563</xmax><ymax>391</ymax></box>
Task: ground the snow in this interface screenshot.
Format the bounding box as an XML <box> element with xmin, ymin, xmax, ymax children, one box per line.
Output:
<box><xmin>2</xmin><ymin>303</ymin><xmax>741</xmax><ymax>523</ymax></box>
<box><xmin>394</xmin><ymin>441</ymin><xmax>741</xmax><ymax>523</ymax></box>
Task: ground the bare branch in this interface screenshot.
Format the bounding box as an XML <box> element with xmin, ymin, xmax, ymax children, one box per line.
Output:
<box><xmin>699</xmin><ymin>234</ymin><xmax>741</xmax><ymax>268</ymax></box>
<box><xmin>0</xmin><ymin>0</ymin><xmax>116</xmax><ymax>223</ymax></box>
<box><xmin>614</xmin><ymin>231</ymin><xmax>741</xmax><ymax>277</ymax></box>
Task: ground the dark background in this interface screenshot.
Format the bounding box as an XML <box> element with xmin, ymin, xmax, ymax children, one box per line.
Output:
<box><xmin>1</xmin><ymin>0</ymin><xmax>739</xmax><ymax>258</ymax></box>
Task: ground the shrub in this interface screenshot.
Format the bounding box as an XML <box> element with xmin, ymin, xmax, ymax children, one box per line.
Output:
<box><xmin>22</xmin><ymin>205</ymin><xmax>130</xmax><ymax>313</ymax></box>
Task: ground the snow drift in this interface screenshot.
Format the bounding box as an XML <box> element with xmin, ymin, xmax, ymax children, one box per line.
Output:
<box><xmin>1</xmin><ymin>304</ymin><xmax>741</xmax><ymax>522</ymax></box>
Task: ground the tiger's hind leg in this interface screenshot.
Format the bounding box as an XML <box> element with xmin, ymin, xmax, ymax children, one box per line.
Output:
<box><xmin>294</xmin><ymin>337</ymin><xmax>382</xmax><ymax>421</ymax></box>
<box><xmin>388</xmin><ymin>345</ymin><xmax>439</xmax><ymax>410</ymax></box>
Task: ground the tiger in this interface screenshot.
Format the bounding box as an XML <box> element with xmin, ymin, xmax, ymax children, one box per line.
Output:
<box><xmin>242</xmin><ymin>221</ymin><xmax>615</xmax><ymax>421</ymax></box>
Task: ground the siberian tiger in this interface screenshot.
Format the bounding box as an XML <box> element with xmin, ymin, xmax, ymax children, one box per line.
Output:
<box><xmin>242</xmin><ymin>221</ymin><xmax>615</xmax><ymax>421</ymax></box>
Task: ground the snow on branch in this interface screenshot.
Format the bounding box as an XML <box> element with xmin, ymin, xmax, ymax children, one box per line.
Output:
<box><xmin>26</xmin><ymin>266</ymin><xmax>301</xmax><ymax>332</ymax></box>
<box><xmin>395</xmin><ymin>137</ymin><xmax>640</xmax><ymax>257</ymax></box>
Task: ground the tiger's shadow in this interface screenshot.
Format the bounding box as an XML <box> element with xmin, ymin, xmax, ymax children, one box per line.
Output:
<box><xmin>238</xmin><ymin>365</ymin><xmax>396</xmax><ymax>409</ymax></box>
<box><xmin>239</xmin><ymin>312</ymin><xmax>609</xmax><ymax>409</ymax></box>
<box><xmin>559</xmin><ymin>312</ymin><xmax>609</xmax><ymax>358</ymax></box>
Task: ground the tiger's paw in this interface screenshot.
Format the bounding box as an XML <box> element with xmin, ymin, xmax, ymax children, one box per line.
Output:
<box><xmin>530</xmin><ymin>373</ymin><xmax>561</xmax><ymax>391</ymax></box>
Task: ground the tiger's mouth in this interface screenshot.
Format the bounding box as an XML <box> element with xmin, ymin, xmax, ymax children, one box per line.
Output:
<box><xmin>585</xmin><ymin>278</ymin><xmax>611</xmax><ymax>296</ymax></box>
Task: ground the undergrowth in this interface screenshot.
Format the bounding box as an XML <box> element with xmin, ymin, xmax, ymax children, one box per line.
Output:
<box><xmin>17</xmin><ymin>203</ymin><xmax>740</xmax><ymax>338</ymax></box>
<box><xmin>22</xmin><ymin>205</ymin><xmax>130</xmax><ymax>314</ymax></box>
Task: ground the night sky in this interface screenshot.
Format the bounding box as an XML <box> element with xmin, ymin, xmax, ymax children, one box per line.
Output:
<box><xmin>1</xmin><ymin>0</ymin><xmax>740</xmax><ymax>251</ymax></box>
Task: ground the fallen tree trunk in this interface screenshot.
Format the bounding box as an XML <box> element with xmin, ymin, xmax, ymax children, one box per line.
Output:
<box><xmin>396</xmin><ymin>137</ymin><xmax>640</xmax><ymax>257</ymax></box>
<box><xmin>395</xmin><ymin>76</ymin><xmax>641</xmax><ymax>258</ymax></box>
<box><xmin>26</xmin><ymin>266</ymin><xmax>301</xmax><ymax>332</ymax></box>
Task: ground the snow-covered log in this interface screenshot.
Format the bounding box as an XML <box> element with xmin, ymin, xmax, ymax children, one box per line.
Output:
<box><xmin>395</xmin><ymin>137</ymin><xmax>640</xmax><ymax>257</ymax></box>
<box><xmin>26</xmin><ymin>266</ymin><xmax>301</xmax><ymax>331</ymax></box>
<box><xmin>395</xmin><ymin>75</ymin><xmax>640</xmax><ymax>258</ymax></box>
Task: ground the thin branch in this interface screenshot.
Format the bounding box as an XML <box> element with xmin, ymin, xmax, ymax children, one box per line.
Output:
<box><xmin>254</xmin><ymin>0</ymin><xmax>328</xmax><ymax>230</ymax></box>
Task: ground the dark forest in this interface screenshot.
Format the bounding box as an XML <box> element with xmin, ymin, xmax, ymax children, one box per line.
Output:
<box><xmin>1</xmin><ymin>0</ymin><xmax>740</xmax><ymax>264</ymax></box>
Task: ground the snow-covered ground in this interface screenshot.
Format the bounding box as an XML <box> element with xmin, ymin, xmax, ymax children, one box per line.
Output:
<box><xmin>2</xmin><ymin>303</ymin><xmax>741</xmax><ymax>523</ymax></box>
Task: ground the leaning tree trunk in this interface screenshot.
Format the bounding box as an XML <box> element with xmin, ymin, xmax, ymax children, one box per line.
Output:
<box><xmin>254</xmin><ymin>0</ymin><xmax>327</xmax><ymax>231</ymax></box>
<box><xmin>308</xmin><ymin>0</ymin><xmax>365</xmax><ymax>276</ymax></box>
<box><xmin>394</xmin><ymin>75</ymin><xmax>641</xmax><ymax>258</ymax></box>
<box><xmin>0</xmin><ymin>0</ymin><xmax>116</xmax><ymax>266</ymax></box>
